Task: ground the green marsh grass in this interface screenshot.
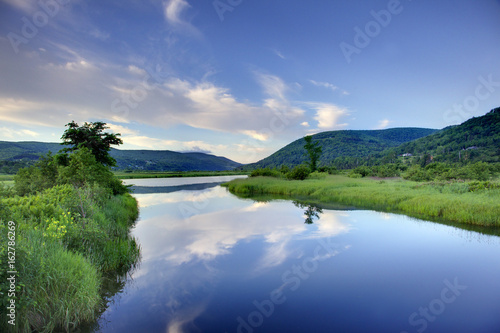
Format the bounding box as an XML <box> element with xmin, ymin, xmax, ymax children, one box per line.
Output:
<box><xmin>0</xmin><ymin>185</ymin><xmax>140</xmax><ymax>332</ymax></box>
<box><xmin>224</xmin><ymin>175</ymin><xmax>500</xmax><ymax>226</ymax></box>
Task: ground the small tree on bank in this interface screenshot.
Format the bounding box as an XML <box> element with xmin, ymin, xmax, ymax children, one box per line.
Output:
<box><xmin>61</xmin><ymin>121</ymin><xmax>123</xmax><ymax>166</ymax></box>
<box><xmin>304</xmin><ymin>135</ymin><xmax>322</xmax><ymax>172</ymax></box>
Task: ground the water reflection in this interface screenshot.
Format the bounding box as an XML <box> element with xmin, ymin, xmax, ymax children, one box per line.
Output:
<box><xmin>293</xmin><ymin>201</ymin><xmax>323</xmax><ymax>224</ymax></box>
<box><xmin>91</xmin><ymin>177</ymin><xmax>500</xmax><ymax>333</ymax></box>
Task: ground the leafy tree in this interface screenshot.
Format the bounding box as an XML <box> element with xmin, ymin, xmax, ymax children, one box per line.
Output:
<box><xmin>304</xmin><ymin>135</ymin><xmax>322</xmax><ymax>172</ymax></box>
<box><xmin>14</xmin><ymin>152</ymin><xmax>59</xmax><ymax>196</ymax></box>
<box><xmin>286</xmin><ymin>164</ymin><xmax>311</xmax><ymax>180</ymax></box>
<box><xmin>61</xmin><ymin>121</ymin><xmax>122</xmax><ymax>166</ymax></box>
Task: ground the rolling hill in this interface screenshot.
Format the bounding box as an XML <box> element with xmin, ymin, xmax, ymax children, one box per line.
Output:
<box><xmin>0</xmin><ymin>141</ymin><xmax>241</xmax><ymax>172</ymax></box>
<box><xmin>242</xmin><ymin>127</ymin><xmax>438</xmax><ymax>170</ymax></box>
<box><xmin>379</xmin><ymin>107</ymin><xmax>500</xmax><ymax>163</ymax></box>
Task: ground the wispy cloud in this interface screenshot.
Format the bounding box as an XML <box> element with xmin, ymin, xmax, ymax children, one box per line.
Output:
<box><xmin>0</xmin><ymin>127</ymin><xmax>39</xmax><ymax>140</ymax></box>
<box><xmin>376</xmin><ymin>119</ymin><xmax>391</xmax><ymax>129</ymax></box>
<box><xmin>272</xmin><ymin>49</ymin><xmax>286</xmax><ymax>59</ymax></box>
<box><xmin>309</xmin><ymin>80</ymin><xmax>338</xmax><ymax>92</ymax></box>
<box><xmin>163</xmin><ymin>0</ymin><xmax>200</xmax><ymax>36</ymax></box>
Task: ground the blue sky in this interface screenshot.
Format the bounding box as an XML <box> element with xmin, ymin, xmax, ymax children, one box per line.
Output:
<box><xmin>0</xmin><ymin>0</ymin><xmax>499</xmax><ymax>163</ymax></box>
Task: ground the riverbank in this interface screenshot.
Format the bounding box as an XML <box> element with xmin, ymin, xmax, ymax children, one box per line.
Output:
<box><xmin>223</xmin><ymin>175</ymin><xmax>500</xmax><ymax>226</ymax></box>
<box><xmin>0</xmin><ymin>184</ymin><xmax>140</xmax><ymax>332</ymax></box>
<box><xmin>114</xmin><ymin>170</ymin><xmax>247</xmax><ymax>179</ymax></box>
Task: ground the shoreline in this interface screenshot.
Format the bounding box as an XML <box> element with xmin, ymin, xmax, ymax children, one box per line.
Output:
<box><xmin>223</xmin><ymin>175</ymin><xmax>500</xmax><ymax>227</ymax></box>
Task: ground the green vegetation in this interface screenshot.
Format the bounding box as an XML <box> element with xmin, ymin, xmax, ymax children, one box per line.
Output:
<box><xmin>241</xmin><ymin>127</ymin><xmax>437</xmax><ymax>170</ymax></box>
<box><xmin>60</xmin><ymin>121</ymin><xmax>123</xmax><ymax>167</ymax></box>
<box><xmin>240</xmin><ymin>108</ymin><xmax>500</xmax><ymax>172</ymax></box>
<box><xmin>225</xmin><ymin>172</ymin><xmax>500</xmax><ymax>227</ymax></box>
<box><xmin>0</xmin><ymin>141</ymin><xmax>241</xmax><ymax>173</ymax></box>
<box><xmin>379</xmin><ymin>107</ymin><xmax>500</xmax><ymax>164</ymax></box>
<box><xmin>303</xmin><ymin>135</ymin><xmax>322</xmax><ymax>172</ymax></box>
<box><xmin>0</xmin><ymin>123</ymin><xmax>139</xmax><ymax>332</ymax></box>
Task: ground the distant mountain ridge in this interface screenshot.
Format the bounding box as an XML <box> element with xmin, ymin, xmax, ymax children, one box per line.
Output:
<box><xmin>242</xmin><ymin>127</ymin><xmax>438</xmax><ymax>170</ymax></box>
<box><xmin>378</xmin><ymin>107</ymin><xmax>500</xmax><ymax>163</ymax></box>
<box><xmin>0</xmin><ymin>141</ymin><xmax>241</xmax><ymax>172</ymax></box>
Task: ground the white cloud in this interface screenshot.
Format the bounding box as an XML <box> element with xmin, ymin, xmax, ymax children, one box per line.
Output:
<box><xmin>163</xmin><ymin>0</ymin><xmax>200</xmax><ymax>36</ymax></box>
<box><xmin>255</xmin><ymin>72</ymin><xmax>289</xmax><ymax>100</ymax></box>
<box><xmin>0</xmin><ymin>127</ymin><xmax>39</xmax><ymax>140</ymax></box>
<box><xmin>106</xmin><ymin>123</ymin><xmax>139</xmax><ymax>136</ymax></box>
<box><xmin>309</xmin><ymin>80</ymin><xmax>338</xmax><ymax>92</ymax></box>
<box><xmin>135</xmin><ymin>190</ymin><xmax>352</xmax><ymax>265</ymax></box>
<box><xmin>241</xmin><ymin>130</ymin><xmax>271</xmax><ymax>141</ymax></box>
<box><xmin>311</xmin><ymin>103</ymin><xmax>349</xmax><ymax>129</ymax></box>
<box><xmin>127</xmin><ymin>65</ymin><xmax>146</xmax><ymax>76</ymax></box>
<box><xmin>376</xmin><ymin>119</ymin><xmax>392</xmax><ymax>129</ymax></box>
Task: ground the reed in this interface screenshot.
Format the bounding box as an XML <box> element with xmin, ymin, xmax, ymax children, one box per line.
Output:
<box><xmin>224</xmin><ymin>175</ymin><xmax>500</xmax><ymax>226</ymax></box>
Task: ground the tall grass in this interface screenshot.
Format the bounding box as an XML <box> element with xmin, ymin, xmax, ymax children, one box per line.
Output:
<box><xmin>0</xmin><ymin>184</ymin><xmax>140</xmax><ymax>332</ymax></box>
<box><xmin>224</xmin><ymin>175</ymin><xmax>500</xmax><ymax>226</ymax></box>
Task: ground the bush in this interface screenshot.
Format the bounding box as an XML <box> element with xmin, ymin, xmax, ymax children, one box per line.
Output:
<box><xmin>15</xmin><ymin>148</ymin><xmax>128</xmax><ymax>197</ymax></box>
<box><xmin>308</xmin><ymin>171</ymin><xmax>327</xmax><ymax>180</ymax></box>
<box><xmin>348</xmin><ymin>172</ymin><xmax>362</xmax><ymax>178</ymax></box>
<box><xmin>286</xmin><ymin>165</ymin><xmax>311</xmax><ymax>180</ymax></box>
<box><xmin>250</xmin><ymin>168</ymin><xmax>281</xmax><ymax>178</ymax></box>
<box><xmin>352</xmin><ymin>166</ymin><xmax>372</xmax><ymax>177</ymax></box>
<box><xmin>403</xmin><ymin>165</ymin><xmax>432</xmax><ymax>182</ymax></box>
<box><xmin>318</xmin><ymin>165</ymin><xmax>338</xmax><ymax>175</ymax></box>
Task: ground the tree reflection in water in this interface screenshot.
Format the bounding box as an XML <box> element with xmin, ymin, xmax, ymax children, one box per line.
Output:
<box><xmin>293</xmin><ymin>201</ymin><xmax>323</xmax><ymax>224</ymax></box>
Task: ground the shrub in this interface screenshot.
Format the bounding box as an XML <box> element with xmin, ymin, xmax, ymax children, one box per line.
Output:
<box><xmin>279</xmin><ymin>165</ymin><xmax>290</xmax><ymax>175</ymax></box>
<box><xmin>308</xmin><ymin>171</ymin><xmax>327</xmax><ymax>180</ymax></box>
<box><xmin>348</xmin><ymin>172</ymin><xmax>362</xmax><ymax>178</ymax></box>
<box><xmin>403</xmin><ymin>165</ymin><xmax>432</xmax><ymax>182</ymax></box>
<box><xmin>250</xmin><ymin>168</ymin><xmax>281</xmax><ymax>178</ymax></box>
<box><xmin>286</xmin><ymin>165</ymin><xmax>311</xmax><ymax>180</ymax></box>
<box><xmin>352</xmin><ymin>166</ymin><xmax>372</xmax><ymax>177</ymax></box>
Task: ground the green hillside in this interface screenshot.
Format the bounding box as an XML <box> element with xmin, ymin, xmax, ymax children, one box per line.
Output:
<box><xmin>378</xmin><ymin>107</ymin><xmax>500</xmax><ymax>164</ymax></box>
<box><xmin>0</xmin><ymin>141</ymin><xmax>241</xmax><ymax>173</ymax></box>
<box><xmin>242</xmin><ymin>127</ymin><xmax>437</xmax><ymax>170</ymax></box>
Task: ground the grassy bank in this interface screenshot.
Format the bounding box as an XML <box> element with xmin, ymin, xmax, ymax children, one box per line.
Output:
<box><xmin>224</xmin><ymin>175</ymin><xmax>500</xmax><ymax>226</ymax></box>
<box><xmin>0</xmin><ymin>184</ymin><xmax>139</xmax><ymax>332</ymax></box>
<box><xmin>114</xmin><ymin>170</ymin><xmax>247</xmax><ymax>179</ymax></box>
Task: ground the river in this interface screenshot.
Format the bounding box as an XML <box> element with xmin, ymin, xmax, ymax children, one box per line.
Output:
<box><xmin>88</xmin><ymin>176</ymin><xmax>500</xmax><ymax>332</ymax></box>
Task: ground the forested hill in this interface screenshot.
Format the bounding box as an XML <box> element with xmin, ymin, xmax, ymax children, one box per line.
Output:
<box><xmin>379</xmin><ymin>107</ymin><xmax>500</xmax><ymax>163</ymax></box>
<box><xmin>0</xmin><ymin>141</ymin><xmax>241</xmax><ymax>172</ymax></box>
<box><xmin>242</xmin><ymin>127</ymin><xmax>437</xmax><ymax>170</ymax></box>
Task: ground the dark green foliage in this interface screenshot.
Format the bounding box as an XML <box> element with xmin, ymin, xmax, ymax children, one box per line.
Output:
<box><xmin>250</xmin><ymin>168</ymin><xmax>281</xmax><ymax>178</ymax></box>
<box><xmin>303</xmin><ymin>135</ymin><xmax>322</xmax><ymax>172</ymax></box>
<box><xmin>286</xmin><ymin>165</ymin><xmax>311</xmax><ymax>180</ymax></box>
<box><xmin>383</xmin><ymin>107</ymin><xmax>500</xmax><ymax>164</ymax></box>
<box><xmin>242</xmin><ymin>128</ymin><xmax>437</xmax><ymax>170</ymax></box>
<box><xmin>14</xmin><ymin>148</ymin><xmax>128</xmax><ymax>196</ymax></box>
<box><xmin>0</xmin><ymin>141</ymin><xmax>241</xmax><ymax>172</ymax></box>
<box><xmin>61</xmin><ymin>121</ymin><xmax>123</xmax><ymax>167</ymax></box>
<box><xmin>317</xmin><ymin>165</ymin><xmax>338</xmax><ymax>174</ymax></box>
<box><xmin>403</xmin><ymin>162</ymin><xmax>498</xmax><ymax>182</ymax></box>
<box><xmin>14</xmin><ymin>152</ymin><xmax>59</xmax><ymax>196</ymax></box>
<box><xmin>352</xmin><ymin>166</ymin><xmax>372</xmax><ymax>177</ymax></box>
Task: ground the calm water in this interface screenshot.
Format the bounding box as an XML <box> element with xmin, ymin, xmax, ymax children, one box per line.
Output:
<box><xmin>92</xmin><ymin>177</ymin><xmax>500</xmax><ymax>333</ymax></box>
